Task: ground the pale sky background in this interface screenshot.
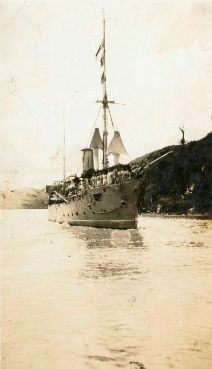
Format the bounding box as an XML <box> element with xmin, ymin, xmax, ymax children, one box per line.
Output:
<box><xmin>1</xmin><ymin>0</ymin><xmax>212</xmax><ymax>189</ymax></box>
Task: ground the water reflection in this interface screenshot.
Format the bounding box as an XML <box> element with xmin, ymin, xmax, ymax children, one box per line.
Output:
<box><xmin>2</xmin><ymin>211</ymin><xmax>212</xmax><ymax>369</ymax></box>
<box><xmin>63</xmin><ymin>225</ymin><xmax>144</xmax><ymax>250</ymax></box>
<box><xmin>61</xmin><ymin>225</ymin><xmax>146</xmax><ymax>280</ymax></box>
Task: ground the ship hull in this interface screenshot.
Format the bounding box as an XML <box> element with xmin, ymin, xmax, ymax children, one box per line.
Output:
<box><xmin>48</xmin><ymin>180</ymin><xmax>139</xmax><ymax>229</ymax></box>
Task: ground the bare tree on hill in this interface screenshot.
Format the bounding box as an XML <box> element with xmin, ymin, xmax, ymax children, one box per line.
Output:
<box><xmin>179</xmin><ymin>126</ymin><xmax>185</xmax><ymax>146</ymax></box>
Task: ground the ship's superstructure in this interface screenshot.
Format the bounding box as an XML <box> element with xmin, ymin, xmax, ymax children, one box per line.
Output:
<box><xmin>46</xmin><ymin>16</ymin><xmax>140</xmax><ymax>229</ymax></box>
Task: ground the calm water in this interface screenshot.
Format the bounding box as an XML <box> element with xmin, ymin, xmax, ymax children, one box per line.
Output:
<box><xmin>1</xmin><ymin>210</ymin><xmax>212</xmax><ymax>369</ymax></box>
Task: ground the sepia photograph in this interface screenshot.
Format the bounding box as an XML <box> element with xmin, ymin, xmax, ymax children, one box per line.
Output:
<box><xmin>1</xmin><ymin>1</ymin><xmax>212</xmax><ymax>369</ymax></box>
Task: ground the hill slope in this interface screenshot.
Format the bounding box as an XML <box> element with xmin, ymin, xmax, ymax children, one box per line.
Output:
<box><xmin>0</xmin><ymin>188</ymin><xmax>48</xmax><ymax>209</ymax></box>
<box><xmin>130</xmin><ymin>133</ymin><xmax>212</xmax><ymax>215</ymax></box>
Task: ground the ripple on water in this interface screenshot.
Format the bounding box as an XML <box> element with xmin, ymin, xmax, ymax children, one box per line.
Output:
<box><xmin>2</xmin><ymin>211</ymin><xmax>212</xmax><ymax>369</ymax></box>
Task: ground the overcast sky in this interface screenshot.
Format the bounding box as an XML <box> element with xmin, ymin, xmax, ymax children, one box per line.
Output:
<box><xmin>1</xmin><ymin>0</ymin><xmax>212</xmax><ymax>188</ymax></box>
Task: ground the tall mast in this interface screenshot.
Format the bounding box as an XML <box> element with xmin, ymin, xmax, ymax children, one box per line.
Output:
<box><xmin>96</xmin><ymin>14</ymin><xmax>115</xmax><ymax>169</ymax></box>
<box><xmin>63</xmin><ymin>108</ymin><xmax>66</xmax><ymax>179</ymax></box>
<box><xmin>102</xmin><ymin>14</ymin><xmax>108</xmax><ymax>169</ymax></box>
<box><xmin>95</xmin><ymin>15</ymin><xmax>128</xmax><ymax>168</ymax></box>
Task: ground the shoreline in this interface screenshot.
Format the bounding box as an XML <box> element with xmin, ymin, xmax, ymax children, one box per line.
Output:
<box><xmin>1</xmin><ymin>208</ymin><xmax>211</xmax><ymax>220</ymax></box>
<box><xmin>140</xmin><ymin>212</ymin><xmax>212</xmax><ymax>220</ymax></box>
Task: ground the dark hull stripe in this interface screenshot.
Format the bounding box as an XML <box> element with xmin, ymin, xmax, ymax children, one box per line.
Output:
<box><xmin>61</xmin><ymin>219</ymin><xmax>138</xmax><ymax>229</ymax></box>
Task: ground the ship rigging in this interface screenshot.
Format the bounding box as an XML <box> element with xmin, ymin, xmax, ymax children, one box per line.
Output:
<box><xmin>90</xmin><ymin>14</ymin><xmax>127</xmax><ymax>170</ymax></box>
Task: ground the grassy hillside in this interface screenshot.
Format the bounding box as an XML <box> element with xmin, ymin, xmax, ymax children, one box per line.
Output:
<box><xmin>130</xmin><ymin>132</ymin><xmax>212</xmax><ymax>215</ymax></box>
<box><xmin>0</xmin><ymin>188</ymin><xmax>48</xmax><ymax>209</ymax></box>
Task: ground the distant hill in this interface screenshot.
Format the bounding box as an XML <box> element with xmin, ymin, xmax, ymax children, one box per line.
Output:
<box><xmin>0</xmin><ymin>188</ymin><xmax>48</xmax><ymax>209</ymax></box>
<box><xmin>130</xmin><ymin>132</ymin><xmax>212</xmax><ymax>215</ymax></box>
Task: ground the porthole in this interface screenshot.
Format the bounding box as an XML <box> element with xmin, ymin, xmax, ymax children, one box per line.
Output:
<box><xmin>121</xmin><ymin>200</ymin><xmax>128</xmax><ymax>208</ymax></box>
<box><xmin>76</xmin><ymin>212</ymin><xmax>78</xmax><ymax>216</ymax></box>
<box><xmin>84</xmin><ymin>212</ymin><xmax>86</xmax><ymax>215</ymax></box>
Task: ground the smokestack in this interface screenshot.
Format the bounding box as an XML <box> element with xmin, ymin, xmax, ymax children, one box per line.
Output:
<box><xmin>81</xmin><ymin>148</ymin><xmax>94</xmax><ymax>173</ymax></box>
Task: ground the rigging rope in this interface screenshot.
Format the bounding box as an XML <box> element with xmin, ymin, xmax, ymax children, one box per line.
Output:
<box><xmin>107</xmin><ymin>106</ymin><xmax>115</xmax><ymax>130</ymax></box>
<box><xmin>87</xmin><ymin>106</ymin><xmax>101</xmax><ymax>147</ymax></box>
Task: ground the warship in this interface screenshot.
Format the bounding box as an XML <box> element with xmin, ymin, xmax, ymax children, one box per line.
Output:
<box><xmin>46</xmin><ymin>17</ymin><xmax>140</xmax><ymax>229</ymax></box>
